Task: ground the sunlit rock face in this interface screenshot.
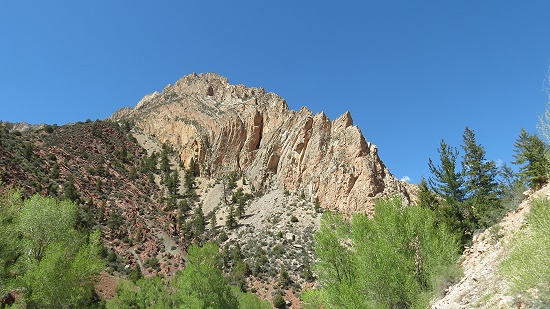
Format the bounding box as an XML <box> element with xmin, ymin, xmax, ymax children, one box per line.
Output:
<box><xmin>110</xmin><ymin>73</ymin><xmax>412</xmax><ymax>214</ymax></box>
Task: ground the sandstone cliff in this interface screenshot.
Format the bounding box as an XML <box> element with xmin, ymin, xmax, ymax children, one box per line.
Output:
<box><xmin>110</xmin><ymin>73</ymin><xmax>412</xmax><ymax>213</ymax></box>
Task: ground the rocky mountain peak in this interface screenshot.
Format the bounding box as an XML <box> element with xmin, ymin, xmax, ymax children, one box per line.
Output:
<box><xmin>110</xmin><ymin>73</ymin><xmax>412</xmax><ymax>213</ymax></box>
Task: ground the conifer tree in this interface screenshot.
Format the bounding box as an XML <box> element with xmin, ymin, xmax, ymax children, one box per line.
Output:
<box><xmin>160</xmin><ymin>145</ymin><xmax>170</xmax><ymax>173</ymax></box>
<box><xmin>192</xmin><ymin>205</ymin><xmax>205</xmax><ymax>235</ymax></box>
<box><xmin>461</xmin><ymin>127</ymin><xmax>501</xmax><ymax>229</ymax></box>
<box><xmin>512</xmin><ymin>128</ymin><xmax>549</xmax><ymax>189</ymax></box>
<box><xmin>226</xmin><ymin>206</ymin><xmax>236</xmax><ymax>229</ymax></box>
<box><xmin>428</xmin><ymin>139</ymin><xmax>464</xmax><ymax>203</ymax></box>
<box><xmin>63</xmin><ymin>174</ymin><xmax>79</xmax><ymax>204</ymax></box>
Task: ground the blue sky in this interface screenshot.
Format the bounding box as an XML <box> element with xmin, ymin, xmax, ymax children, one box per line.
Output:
<box><xmin>2</xmin><ymin>1</ymin><xmax>550</xmax><ymax>184</ymax></box>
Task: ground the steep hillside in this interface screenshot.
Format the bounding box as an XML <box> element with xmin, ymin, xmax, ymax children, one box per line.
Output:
<box><xmin>0</xmin><ymin>121</ymin><xmax>185</xmax><ymax>279</ymax></box>
<box><xmin>0</xmin><ymin>120</ymin><xmax>323</xmax><ymax>306</ymax></box>
<box><xmin>111</xmin><ymin>72</ymin><xmax>413</xmax><ymax>214</ymax></box>
<box><xmin>432</xmin><ymin>185</ymin><xmax>550</xmax><ymax>308</ymax></box>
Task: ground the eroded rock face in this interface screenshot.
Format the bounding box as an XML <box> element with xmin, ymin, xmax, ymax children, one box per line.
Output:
<box><xmin>110</xmin><ymin>73</ymin><xmax>411</xmax><ymax>213</ymax></box>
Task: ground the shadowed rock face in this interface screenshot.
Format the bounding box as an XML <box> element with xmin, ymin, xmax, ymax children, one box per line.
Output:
<box><xmin>110</xmin><ymin>72</ymin><xmax>412</xmax><ymax>214</ymax></box>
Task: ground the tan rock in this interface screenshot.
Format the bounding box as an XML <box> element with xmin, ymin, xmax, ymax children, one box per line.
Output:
<box><xmin>110</xmin><ymin>73</ymin><xmax>412</xmax><ymax>214</ymax></box>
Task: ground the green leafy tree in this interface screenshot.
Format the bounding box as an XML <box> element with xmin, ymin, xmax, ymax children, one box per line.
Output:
<box><xmin>312</xmin><ymin>198</ymin><xmax>460</xmax><ymax>309</ymax></box>
<box><xmin>173</xmin><ymin>243</ymin><xmax>239</xmax><ymax>309</ymax></box>
<box><xmin>0</xmin><ymin>190</ymin><xmax>23</xmax><ymax>292</ymax></box>
<box><xmin>313</xmin><ymin>212</ymin><xmax>357</xmax><ymax>307</ymax></box>
<box><xmin>19</xmin><ymin>195</ymin><xmax>78</xmax><ymax>261</ymax></box>
<box><xmin>237</xmin><ymin>290</ymin><xmax>271</xmax><ymax>309</ymax></box>
<box><xmin>3</xmin><ymin>195</ymin><xmax>105</xmax><ymax>308</ymax></box>
<box><xmin>512</xmin><ymin>129</ymin><xmax>549</xmax><ymax>189</ymax></box>
<box><xmin>107</xmin><ymin>276</ymin><xmax>173</xmax><ymax>309</ymax></box>
<box><xmin>21</xmin><ymin>230</ymin><xmax>104</xmax><ymax>308</ymax></box>
<box><xmin>416</xmin><ymin>177</ymin><xmax>439</xmax><ymax>211</ymax></box>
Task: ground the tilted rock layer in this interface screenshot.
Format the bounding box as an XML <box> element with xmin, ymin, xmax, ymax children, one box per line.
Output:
<box><xmin>110</xmin><ymin>73</ymin><xmax>412</xmax><ymax>213</ymax></box>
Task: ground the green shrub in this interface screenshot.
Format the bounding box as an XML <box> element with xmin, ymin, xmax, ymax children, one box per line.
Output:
<box><xmin>273</xmin><ymin>294</ymin><xmax>286</xmax><ymax>308</ymax></box>
<box><xmin>144</xmin><ymin>257</ymin><xmax>159</xmax><ymax>269</ymax></box>
<box><xmin>500</xmin><ymin>198</ymin><xmax>550</xmax><ymax>306</ymax></box>
<box><xmin>312</xmin><ymin>197</ymin><xmax>461</xmax><ymax>308</ymax></box>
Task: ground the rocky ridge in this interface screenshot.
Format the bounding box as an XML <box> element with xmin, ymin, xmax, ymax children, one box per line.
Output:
<box><xmin>111</xmin><ymin>73</ymin><xmax>412</xmax><ymax>214</ymax></box>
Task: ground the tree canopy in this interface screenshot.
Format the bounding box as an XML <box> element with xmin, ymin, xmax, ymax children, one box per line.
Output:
<box><xmin>310</xmin><ymin>198</ymin><xmax>460</xmax><ymax>309</ymax></box>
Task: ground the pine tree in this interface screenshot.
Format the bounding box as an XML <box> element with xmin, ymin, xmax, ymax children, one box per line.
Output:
<box><xmin>428</xmin><ymin>139</ymin><xmax>465</xmax><ymax>203</ymax></box>
<box><xmin>226</xmin><ymin>206</ymin><xmax>236</xmax><ymax>229</ymax></box>
<box><xmin>461</xmin><ymin>127</ymin><xmax>501</xmax><ymax>229</ymax></box>
<box><xmin>160</xmin><ymin>145</ymin><xmax>170</xmax><ymax>173</ymax></box>
<box><xmin>210</xmin><ymin>211</ymin><xmax>217</xmax><ymax>230</ymax></box>
<box><xmin>512</xmin><ymin>129</ymin><xmax>549</xmax><ymax>189</ymax></box>
<box><xmin>184</xmin><ymin>168</ymin><xmax>196</xmax><ymax>199</ymax></box>
<box><xmin>427</xmin><ymin>138</ymin><xmax>471</xmax><ymax>246</ymax></box>
<box><xmin>192</xmin><ymin>205</ymin><xmax>205</xmax><ymax>235</ymax></box>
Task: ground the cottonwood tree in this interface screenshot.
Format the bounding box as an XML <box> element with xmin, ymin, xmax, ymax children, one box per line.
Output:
<box><xmin>173</xmin><ymin>243</ymin><xmax>239</xmax><ymax>309</ymax></box>
<box><xmin>312</xmin><ymin>198</ymin><xmax>460</xmax><ymax>309</ymax></box>
<box><xmin>2</xmin><ymin>194</ymin><xmax>104</xmax><ymax>308</ymax></box>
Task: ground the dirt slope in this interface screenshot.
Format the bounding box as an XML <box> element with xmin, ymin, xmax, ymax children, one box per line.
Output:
<box><xmin>432</xmin><ymin>185</ymin><xmax>550</xmax><ymax>309</ymax></box>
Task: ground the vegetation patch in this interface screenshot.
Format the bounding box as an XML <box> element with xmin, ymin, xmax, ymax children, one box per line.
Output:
<box><xmin>500</xmin><ymin>198</ymin><xmax>550</xmax><ymax>307</ymax></box>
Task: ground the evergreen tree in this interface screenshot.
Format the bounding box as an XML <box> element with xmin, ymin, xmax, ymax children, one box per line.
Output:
<box><xmin>171</xmin><ymin>169</ymin><xmax>180</xmax><ymax>196</ymax></box>
<box><xmin>160</xmin><ymin>145</ymin><xmax>170</xmax><ymax>173</ymax></box>
<box><xmin>184</xmin><ymin>168</ymin><xmax>196</xmax><ymax>198</ymax></box>
<box><xmin>226</xmin><ymin>206</ymin><xmax>237</xmax><ymax>229</ymax></box>
<box><xmin>192</xmin><ymin>205</ymin><xmax>205</xmax><ymax>235</ymax></box>
<box><xmin>63</xmin><ymin>174</ymin><xmax>80</xmax><ymax>204</ymax></box>
<box><xmin>427</xmin><ymin>139</ymin><xmax>470</xmax><ymax>243</ymax></box>
<box><xmin>428</xmin><ymin>139</ymin><xmax>465</xmax><ymax>203</ymax></box>
<box><xmin>210</xmin><ymin>211</ymin><xmax>217</xmax><ymax>230</ymax></box>
<box><xmin>461</xmin><ymin>127</ymin><xmax>501</xmax><ymax>229</ymax></box>
<box><xmin>512</xmin><ymin>128</ymin><xmax>549</xmax><ymax>189</ymax></box>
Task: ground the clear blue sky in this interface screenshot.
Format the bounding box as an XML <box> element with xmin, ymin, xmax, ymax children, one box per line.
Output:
<box><xmin>2</xmin><ymin>1</ymin><xmax>550</xmax><ymax>184</ymax></box>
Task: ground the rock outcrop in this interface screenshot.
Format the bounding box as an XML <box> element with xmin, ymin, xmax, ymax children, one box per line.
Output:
<box><xmin>110</xmin><ymin>73</ymin><xmax>412</xmax><ymax>213</ymax></box>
